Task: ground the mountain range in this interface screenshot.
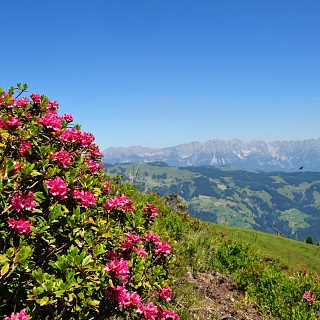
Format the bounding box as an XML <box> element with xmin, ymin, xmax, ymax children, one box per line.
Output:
<box><xmin>102</xmin><ymin>138</ymin><xmax>320</xmax><ymax>172</ymax></box>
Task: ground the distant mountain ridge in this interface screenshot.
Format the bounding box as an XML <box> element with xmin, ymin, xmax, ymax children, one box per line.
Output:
<box><xmin>103</xmin><ymin>138</ymin><xmax>320</xmax><ymax>172</ymax></box>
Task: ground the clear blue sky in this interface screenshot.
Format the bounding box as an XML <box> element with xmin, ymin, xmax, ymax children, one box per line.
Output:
<box><xmin>1</xmin><ymin>1</ymin><xmax>320</xmax><ymax>150</ymax></box>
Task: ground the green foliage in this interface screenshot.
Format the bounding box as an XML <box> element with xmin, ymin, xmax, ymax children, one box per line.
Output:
<box><xmin>0</xmin><ymin>85</ymin><xmax>179</xmax><ymax>319</ymax></box>
<box><xmin>306</xmin><ymin>235</ymin><xmax>314</xmax><ymax>245</ymax></box>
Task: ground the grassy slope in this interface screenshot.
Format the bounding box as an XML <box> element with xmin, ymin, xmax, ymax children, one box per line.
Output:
<box><xmin>210</xmin><ymin>223</ymin><xmax>320</xmax><ymax>274</ymax></box>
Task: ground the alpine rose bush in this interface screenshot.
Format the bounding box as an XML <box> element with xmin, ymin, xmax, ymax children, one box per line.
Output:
<box><xmin>0</xmin><ymin>84</ymin><xmax>179</xmax><ymax>319</ymax></box>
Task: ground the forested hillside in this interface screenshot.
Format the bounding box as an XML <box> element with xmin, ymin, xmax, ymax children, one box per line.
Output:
<box><xmin>104</xmin><ymin>162</ymin><xmax>320</xmax><ymax>242</ymax></box>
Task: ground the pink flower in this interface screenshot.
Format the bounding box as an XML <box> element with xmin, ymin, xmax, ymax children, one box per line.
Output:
<box><xmin>6</xmin><ymin>116</ymin><xmax>21</xmax><ymax>129</ymax></box>
<box><xmin>30</xmin><ymin>93</ymin><xmax>41</xmax><ymax>103</ymax></box>
<box><xmin>125</xmin><ymin>231</ymin><xmax>142</xmax><ymax>243</ymax></box>
<box><xmin>62</xmin><ymin>113</ymin><xmax>73</xmax><ymax>122</ymax></box>
<box><xmin>133</xmin><ymin>247</ymin><xmax>147</xmax><ymax>259</ymax></box>
<box><xmin>46</xmin><ymin>176</ymin><xmax>67</xmax><ymax>198</ymax></box>
<box><xmin>79</xmin><ymin>131</ymin><xmax>95</xmax><ymax>147</ymax></box>
<box><xmin>46</xmin><ymin>100</ymin><xmax>59</xmax><ymax>110</ymax></box>
<box><xmin>59</xmin><ymin>128</ymin><xmax>95</xmax><ymax>147</ymax></box>
<box><xmin>126</xmin><ymin>291</ymin><xmax>142</xmax><ymax>307</ymax></box>
<box><xmin>19</xmin><ymin>140</ymin><xmax>32</xmax><ymax>156</ymax></box>
<box><xmin>121</xmin><ymin>232</ymin><xmax>145</xmax><ymax>257</ymax></box>
<box><xmin>105</xmin><ymin>286</ymin><xmax>128</xmax><ymax>306</ymax></box>
<box><xmin>144</xmin><ymin>231</ymin><xmax>160</xmax><ymax>243</ymax></box>
<box><xmin>105</xmin><ymin>286</ymin><xmax>141</xmax><ymax>307</ymax></box>
<box><xmin>104</xmin><ymin>181</ymin><xmax>111</xmax><ymax>193</ymax></box>
<box><xmin>154</xmin><ymin>242</ymin><xmax>171</xmax><ymax>256</ymax></box>
<box><xmin>143</xmin><ymin>202</ymin><xmax>158</xmax><ymax>222</ymax></box>
<box><xmin>38</xmin><ymin>111</ymin><xmax>62</xmax><ymax>131</ymax></box>
<box><xmin>4</xmin><ymin>309</ymin><xmax>29</xmax><ymax>320</ymax></box>
<box><xmin>156</xmin><ymin>286</ymin><xmax>172</xmax><ymax>302</ymax></box>
<box><xmin>59</xmin><ymin>128</ymin><xmax>78</xmax><ymax>142</ymax></box>
<box><xmin>158</xmin><ymin>309</ymin><xmax>180</xmax><ymax>320</ymax></box>
<box><xmin>303</xmin><ymin>291</ymin><xmax>311</xmax><ymax>300</ymax></box>
<box><xmin>84</xmin><ymin>159</ymin><xmax>99</xmax><ymax>174</ymax></box>
<box><xmin>13</xmin><ymin>163</ymin><xmax>23</xmax><ymax>174</ymax></box>
<box><xmin>87</xmin><ymin>144</ymin><xmax>103</xmax><ymax>158</ymax></box>
<box><xmin>14</xmin><ymin>97</ymin><xmax>29</xmax><ymax>107</ymax></box>
<box><xmin>103</xmin><ymin>194</ymin><xmax>134</xmax><ymax>212</ymax></box>
<box><xmin>11</xmin><ymin>191</ymin><xmax>36</xmax><ymax>212</ymax></box>
<box><xmin>104</xmin><ymin>258</ymin><xmax>130</xmax><ymax>283</ymax></box>
<box><xmin>315</xmin><ymin>275</ymin><xmax>319</xmax><ymax>281</ymax></box>
<box><xmin>303</xmin><ymin>291</ymin><xmax>316</xmax><ymax>303</ymax></box>
<box><xmin>72</xmin><ymin>190</ymin><xmax>96</xmax><ymax>208</ymax></box>
<box><xmin>8</xmin><ymin>218</ymin><xmax>32</xmax><ymax>235</ymax></box>
<box><xmin>50</xmin><ymin>149</ymin><xmax>71</xmax><ymax>167</ymax></box>
<box><xmin>137</xmin><ymin>301</ymin><xmax>158</xmax><ymax>320</ymax></box>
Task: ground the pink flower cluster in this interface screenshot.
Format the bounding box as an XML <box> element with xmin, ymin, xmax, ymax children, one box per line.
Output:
<box><xmin>84</xmin><ymin>159</ymin><xmax>100</xmax><ymax>174</ymax></box>
<box><xmin>87</xmin><ymin>144</ymin><xmax>103</xmax><ymax>158</ymax></box>
<box><xmin>303</xmin><ymin>291</ymin><xmax>316</xmax><ymax>303</ymax></box>
<box><xmin>154</xmin><ymin>242</ymin><xmax>171</xmax><ymax>256</ymax></box>
<box><xmin>50</xmin><ymin>149</ymin><xmax>71</xmax><ymax>167</ymax></box>
<box><xmin>105</xmin><ymin>286</ymin><xmax>179</xmax><ymax>319</ymax></box>
<box><xmin>103</xmin><ymin>194</ymin><xmax>135</xmax><ymax>212</ymax></box>
<box><xmin>104</xmin><ymin>258</ymin><xmax>130</xmax><ymax>283</ymax></box>
<box><xmin>13</xmin><ymin>162</ymin><xmax>23</xmax><ymax>174</ymax></box>
<box><xmin>37</xmin><ymin>110</ymin><xmax>62</xmax><ymax>131</ymax></box>
<box><xmin>72</xmin><ymin>190</ymin><xmax>96</xmax><ymax>208</ymax></box>
<box><xmin>59</xmin><ymin>128</ymin><xmax>94</xmax><ymax>147</ymax></box>
<box><xmin>105</xmin><ymin>285</ymin><xmax>141</xmax><ymax>307</ymax></box>
<box><xmin>11</xmin><ymin>191</ymin><xmax>36</xmax><ymax>212</ymax></box>
<box><xmin>30</xmin><ymin>93</ymin><xmax>41</xmax><ymax>103</ymax></box>
<box><xmin>120</xmin><ymin>231</ymin><xmax>146</xmax><ymax>259</ymax></box>
<box><xmin>4</xmin><ymin>309</ymin><xmax>29</xmax><ymax>320</ymax></box>
<box><xmin>137</xmin><ymin>301</ymin><xmax>179</xmax><ymax>320</ymax></box>
<box><xmin>8</xmin><ymin>218</ymin><xmax>32</xmax><ymax>235</ymax></box>
<box><xmin>0</xmin><ymin>116</ymin><xmax>22</xmax><ymax>130</ymax></box>
<box><xmin>46</xmin><ymin>176</ymin><xmax>67</xmax><ymax>198</ymax></box>
<box><xmin>19</xmin><ymin>140</ymin><xmax>32</xmax><ymax>156</ymax></box>
<box><xmin>13</xmin><ymin>97</ymin><xmax>29</xmax><ymax>108</ymax></box>
<box><xmin>143</xmin><ymin>202</ymin><xmax>159</xmax><ymax>222</ymax></box>
<box><xmin>104</xmin><ymin>181</ymin><xmax>111</xmax><ymax>192</ymax></box>
<box><xmin>62</xmin><ymin>113</ymin><xmax>73</xmax><ymax>122</ymax></box>
<box><xmin>46</xmin><ymin>100</ymin><xmax>59</xmax><ymax>110</ymax></box>
<box><xmin>145</xmin><ymin>232</ymin><xmax>171</xmax><ymax>256</ymax></box>
<box><xmin>155</xmin><ymin>286</ymin><xmax>172</xmax><ymax>302</ymax></box>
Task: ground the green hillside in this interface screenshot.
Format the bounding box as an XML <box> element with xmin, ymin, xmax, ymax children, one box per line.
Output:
<box><xmin>104</xmin><ymin>162</ymin><xmax>320</xmax><ymax>242</ymax></box>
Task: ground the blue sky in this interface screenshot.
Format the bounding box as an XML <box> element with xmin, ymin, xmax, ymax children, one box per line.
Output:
<box><xmin>1</xmin><ymin>1</ymin><xmax>320</xmax><ymax>150</ymax></box>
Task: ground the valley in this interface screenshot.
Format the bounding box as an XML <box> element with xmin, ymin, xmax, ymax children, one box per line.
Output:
<box><xmin>104</xmin><ymin>162</ymin><xmax>320</xmax><ymax>242</ymax></box>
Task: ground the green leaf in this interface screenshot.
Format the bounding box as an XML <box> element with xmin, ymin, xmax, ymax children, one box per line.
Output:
<box><xmin>77</xmin><ymin>291</ymin><xmax>84</xmax><ymax>299</ymax></box>
<box><xmin>93</xmin><ymin>244</ymin><xmax>106</xmax><ymax>257</ymax></box>
<box><xmin>14</xmin><ymin>246</ymin><xmax>33</xmax><ymax>263</ymax></box>
<box><xmin>0</xmin><ymin>254</ymin><xmax>9</xmax><ymax>262</ymax></box>
<box><xmin>38</xmin><ymin>296</ymin><xmax>49</xmax><ymax>306</ymax></box>
<box><xmin>82</xmin><ymin>254</ymin><xmax>92</xmax><ymax>266</ymax></box>
<box><xmin>6</xmin><ymin>248</ymin><xmax>15</xmax><ymax>258</ymax></box>
<box><xmin>54</xmin><ymin>290</ymin><xmax>65</xmax><ymax>298</ymax></box>
<box><xmin>1</xmin><ymin>262</ymin><xmax>10</xmax><ymax>276</ymax></box>
<box><xmin>88</xmin><ymin>299</ymin><xmax>100</xmax><ymax>307</ymax></box>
